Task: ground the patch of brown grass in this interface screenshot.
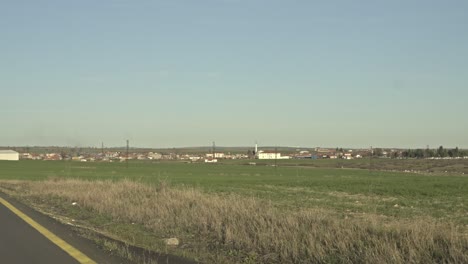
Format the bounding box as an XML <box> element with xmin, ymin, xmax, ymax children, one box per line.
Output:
<box><xmin>1</xmin><ymin>179</ymin><xmax>467</xmax><ymax>263</ymax></box>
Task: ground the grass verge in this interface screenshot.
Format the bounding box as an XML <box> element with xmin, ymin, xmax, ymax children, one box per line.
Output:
<box><xmin>0</xmin><ymin>179</ymin><xmax>467</xmax><ymax>263</ymax></box>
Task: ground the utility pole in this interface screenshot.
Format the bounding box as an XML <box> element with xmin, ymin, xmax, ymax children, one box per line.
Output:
<box><xmin>369</xmin><ymin>146</ymin><xmax>373</xmax><ymax>173</ymax></box>
<box><xmin>212</xmin><ymin>141</ymin><xmax>215</xmax><ymax>159</ymax></box>
<box><xmin>126</xmin><ymin>140</ymin><xmax>129</xmax><ymax>169</ymax></box>
<box><xmin>274</xmin><ymin>146</ymin><xmax>277</xmax><ymax>167</ymax></box>
<box><xmin>101</xmin><ymin>142</ymin><xmax>104</xmax><ymax>157</ymax></box>
<box><xmin>337</xmin><ymin>147</ymin><xmax>341</xmax><ymax>169</ymax></box>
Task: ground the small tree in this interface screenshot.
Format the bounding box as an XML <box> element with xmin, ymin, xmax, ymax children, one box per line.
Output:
<box><xmin>424</xmin><ymin>148</ymin><xmax>434</xmax><ymax>158</ymax></box>
<box><xmin>453</xmin><ymin>147</ymin><xmax>460</xmax><ymax>157</ymax></box>
<box><xmin>437</xmin><ymin>146</ymin><xmax>447</xmax><ymax>158</ymax></box>
<box><xmin>415</xmin><ymin>149</ymin><xmax>424</xmax><ymax>159</ymax></box>
<box><xmin>373</xmin><ymin>148</ymin><xmax>383</xmax><ymax>157</ymax></box>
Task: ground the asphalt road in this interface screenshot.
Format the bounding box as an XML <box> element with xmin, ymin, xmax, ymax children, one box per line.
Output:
<box><xmin>0</xmin><ymin>201</ymin><xmax>81</xmax><ymax>263</ymax></box>
<box><xmin>0</xmin><ymin>194</ymin><xmax>129</xmax><ymax>264</ymax></box>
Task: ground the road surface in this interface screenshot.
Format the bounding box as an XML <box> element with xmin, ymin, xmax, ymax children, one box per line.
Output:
<box><xmin>0</xmin><ymin>193</ymin><xmax>128</xmax><ymax>264</ymax></box>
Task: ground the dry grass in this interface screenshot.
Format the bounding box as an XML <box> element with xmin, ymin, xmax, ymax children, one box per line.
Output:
<box><xmin>1</xmin><ymin>179</ymin><xmax>467</xmax><ymax>264</ymax></box>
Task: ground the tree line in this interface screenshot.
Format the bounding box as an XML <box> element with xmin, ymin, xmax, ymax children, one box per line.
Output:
<box><xmin>375</xmin><ymin>146</ymin><xmax>467</xmax><ymax>159</ymax></box>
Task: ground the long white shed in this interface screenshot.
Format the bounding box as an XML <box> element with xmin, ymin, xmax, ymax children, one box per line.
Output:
<box><xmin>0</xmin><ymin>150</ymin><xmax>19</xmax><ymax>161</ymax></box>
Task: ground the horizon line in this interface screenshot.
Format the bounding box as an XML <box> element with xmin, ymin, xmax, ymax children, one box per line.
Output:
<box><xmin>1</xmin><ymin>145</ymin><xmax>466</xmax><ymax>150</ymax></box>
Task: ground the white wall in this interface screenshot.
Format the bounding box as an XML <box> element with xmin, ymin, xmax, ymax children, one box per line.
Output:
<box><xmin>0</xmin><ymin>152</ymin><xmax>19</xmax><ymax>161</ymax></box>
<box><xmin>257</xmin><ymin>152</ymin><xmax>290</xmax><ymax>160</ymax></box>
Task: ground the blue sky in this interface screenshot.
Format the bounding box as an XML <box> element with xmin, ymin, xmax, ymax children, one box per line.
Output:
<box><xmin>1</xmin><ymin>0</ymin><xmax>467</xmax><ymax>148</ymax></box>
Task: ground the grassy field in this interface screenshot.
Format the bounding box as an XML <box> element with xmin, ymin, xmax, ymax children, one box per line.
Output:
<box><xmin>223</xmin><ymin>158</ymin><xmax>468</xmax><ymax>174</ymax></box>
<box><xmin>0</xmin><ymin>160</ymin><xmax>467</xmax><ymax>263</ymax></box>
<box><xmin>1</xmin><ymin>160</ymin><xmax>467</xmax><ymax>223</ymax></box>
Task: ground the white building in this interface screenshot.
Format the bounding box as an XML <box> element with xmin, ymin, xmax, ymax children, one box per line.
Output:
<box><xmin>0</xmin><ymin>150</ymin><xmax>19</xmax><ymax>161</ymax></box>
<box><xmin>148</xmin><ymin>152</ymin><xmax>162</xmax><ymax>160</ymax></box>
<box><xmin>257</xmin><ymin>151</ymin><xmax>290</xmax><ymax>160</ymax></box>
<box><xmin>189</xmin><ymin>156</ymin><xmax>202</xmax><ymax>161</ymax></box>
<box><xmin>206</xmin><ymin>153</ymin><xmax>225</xmax><ymax>159</ymax></box>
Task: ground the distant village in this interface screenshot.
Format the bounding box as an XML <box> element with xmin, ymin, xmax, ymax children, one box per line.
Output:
<box><xmin>7</xmin><ymin>148</ymin><xmax>367</xmax><ymax>162</ymax></box>
<box><xmin>1</xmin><ymin>145</ymin><xmax>466</xmax><ymax>162</ymax></box>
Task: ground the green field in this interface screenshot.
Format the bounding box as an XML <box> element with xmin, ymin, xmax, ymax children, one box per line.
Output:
<box><xmin>1</xmin><ymin>160</ymin><xmax>467</xmax><ymax>263</ymax></box>
<box><xmin>223</xmin><ymin>157</ymin><xmax>468</xmax><ymax>174</ymax></box>
<box><xmin>1</xmin><ymin>160</ymin><xmax>467</xmax><ymax>225</ymax></box>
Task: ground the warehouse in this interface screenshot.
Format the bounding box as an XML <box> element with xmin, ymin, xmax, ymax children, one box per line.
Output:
<box><xmin>0</xmin><ymin>150</ymin><xmax>19</xmax><ymax>161</ymax></box>
<box><xmin>257</xmin><ymin>151</ymin><xmax>290</xmax><ymax>160</ymax></box>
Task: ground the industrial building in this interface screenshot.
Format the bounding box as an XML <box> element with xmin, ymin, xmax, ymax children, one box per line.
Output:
<box><xmin>0</xmin><ymin>150</ymin><xmax>19</xmax><ymax>161</ymax></box>
<box><xmin>257</xmin><ymin>151</ymin><xmax>290</xmax><ymax>160</ymax></box>
<box><xmin>254</xmin><ymin>143</ymin><xmax>290</xmax><ymax>160</ymax></box>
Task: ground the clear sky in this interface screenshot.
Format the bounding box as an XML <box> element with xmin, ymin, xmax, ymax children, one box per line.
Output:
<box><xmin>1</xmin><ymin>0</ymin><xmax>467</xmax><ymax>148</ymax></box>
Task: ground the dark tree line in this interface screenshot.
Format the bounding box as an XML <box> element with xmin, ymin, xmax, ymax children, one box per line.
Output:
<box><xmin>400</xmin><ymin>146</ymin><xmax>466</xmax><ymax>159</ymax></box>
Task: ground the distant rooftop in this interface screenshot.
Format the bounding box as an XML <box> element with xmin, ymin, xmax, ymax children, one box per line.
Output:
<box><xmin>0</xmin><ymin>150</ymin><xmax>19</xmax><ymax>154</ymax></box>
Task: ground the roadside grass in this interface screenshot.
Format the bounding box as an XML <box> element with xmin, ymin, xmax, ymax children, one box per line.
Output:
<box><xmin>0</xmin><ymin>179</ymin><xmax>467</xmax><ymax>264</ymax></box>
